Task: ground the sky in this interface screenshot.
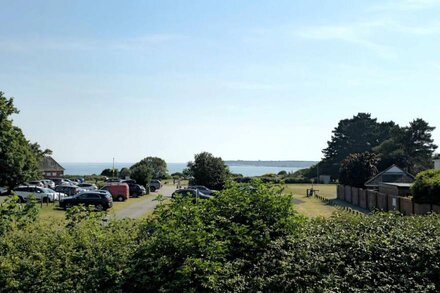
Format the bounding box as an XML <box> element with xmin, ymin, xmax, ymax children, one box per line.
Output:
<box><xmin>1</xmin><ymin>0</ymin><xmax>440</xmax><ymax>163</ymax></box>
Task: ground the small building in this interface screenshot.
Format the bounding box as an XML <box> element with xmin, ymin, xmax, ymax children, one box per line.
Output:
<box><xmin>319</xmin><ymin>175</ymin><xmax>331</xmax><ymax>184</ymax></box>
<box><xmin>40</xmin><ymin>156</ymin><xmax>65</xmax><ymax>178</ymax></box>
<box><xmin>378</xmin><ymin>182</ymin><xmax>412</xmax><ymax>197</ymax></box>
<box><xmin>364</xmin><ymin>165</ymin><xmax>414</xmax><ymax>189</ymax></box>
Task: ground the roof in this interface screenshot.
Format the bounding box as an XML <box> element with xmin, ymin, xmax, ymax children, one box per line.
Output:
<box><xmin>365</xmin><ymin>164</ymin><xmax>414</xmax><ymax>187</ymax></box>
<box><xmin>379</xmin><ymin>182</ymin><xmax>413</xmax><ymax>188</ymax></box>
<box><xmin>39</xmin><ymin>156</ymin><xmax>65</xmax><ymax>171</ymax></box>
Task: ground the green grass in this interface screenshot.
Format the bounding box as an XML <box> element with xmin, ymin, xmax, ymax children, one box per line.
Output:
<box><xmin>283</xmin><ymin>184</ymin><xmax>338</xmax><ymax>218</ymax></box>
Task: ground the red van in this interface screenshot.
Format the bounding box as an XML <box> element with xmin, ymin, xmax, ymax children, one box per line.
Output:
<box><xmin>101</xmin><ymin>183</ymin><xmax>130</xmax><ymax>202</ymax></box>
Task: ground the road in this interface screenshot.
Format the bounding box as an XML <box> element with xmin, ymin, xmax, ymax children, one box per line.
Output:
<box><xmin>112</xmin><ymin>184</ymin><xmax>175</xmax><ymax>219</ymax></box>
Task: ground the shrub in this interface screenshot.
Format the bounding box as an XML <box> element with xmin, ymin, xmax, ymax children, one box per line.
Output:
<box><xmin>411</xmin><ymin>169</ymin><xmax>440</xmax><ymax>204</ymax></box>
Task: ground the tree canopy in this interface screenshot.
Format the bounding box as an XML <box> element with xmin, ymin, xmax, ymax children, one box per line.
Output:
<box><xmin>0</xmin><ymin>92</ymin><xmax>46</xmax><ymax>190</ymax></box>
<box><xmin>129</xmin><ymin>156</ymin><xmax>167</xmax><ymax>186</ymax></box>
<box><xmin>339</xmin><ymin>152</ymin><xmax>379</xmax><ymax>188</ymax></box>
<box><xmin>187</xmin><ymin>152</ymin><xmax>228</xmax><ymax>189</ymax></box>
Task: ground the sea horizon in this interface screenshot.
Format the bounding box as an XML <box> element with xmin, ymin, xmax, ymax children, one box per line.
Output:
<box><xmin>60</xmin><ymin>161</ymin><xmax>316</xmax><ymax>177</ymax></box>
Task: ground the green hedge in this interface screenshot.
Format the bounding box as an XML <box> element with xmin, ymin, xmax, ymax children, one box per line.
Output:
<box><xmin>2</xmin><ymin>182</ymin><xmax>440</xmax><ymax>291</ymax></box>
<box><xmin>411</xmin><ymin>169</ymin><xmax>440</xmax><ymax>204</ymax></box>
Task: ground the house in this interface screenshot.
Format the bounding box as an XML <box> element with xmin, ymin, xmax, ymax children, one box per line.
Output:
<box><xmin>364</xmin><ymin>165</ymin><xmax>414</xmax><ymax>189</ymax></box>
<box><xmin>378</xmin><ymin>182</ymin><xmax>412</xmax><ymax>197</ymax></box>
<box><xmin>40</xmin><ymin>156</ymin><xmax>65</xmax><ymax>178</ymax></box>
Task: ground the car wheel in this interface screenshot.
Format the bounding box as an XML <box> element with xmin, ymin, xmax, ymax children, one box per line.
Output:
<box><xmin>18</xmin><ymin>196</ymin><xmax>25</xmax><ymax>203</ymax></box>
<box><xmin>64</xmin><ymin>203</ymin><xmax>73</xmax><ymax>210</ymax></box>
<box><xmin>43</xmin><ymin>197</ymin><xmax>49</xmax><ymax>203</ymax></box>
<box><xmin>150</xmin><ymin>186</ymin><xmax>156</xmax><ymax>192</ymax></box>
<box><xmin>117</xmin><ymin>195</ymin><xmax>124</xmax><ymax>202</ymax></box>
<box><xmin>95</xmin><ymin>204</ymin><xmax>104</xmax><ymax>211</ymax></box>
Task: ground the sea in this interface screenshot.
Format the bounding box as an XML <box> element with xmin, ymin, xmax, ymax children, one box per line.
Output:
<box><xmin>60</xmin><ymin>162</ymin><xmax>314</xmax><ymax>177</ymax></box>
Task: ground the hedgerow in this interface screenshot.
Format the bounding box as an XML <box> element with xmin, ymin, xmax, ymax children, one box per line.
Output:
<box><xmin>1</xmin><ymin>182</ymin><xmax>440</xmax><ymax>292</ymax></box>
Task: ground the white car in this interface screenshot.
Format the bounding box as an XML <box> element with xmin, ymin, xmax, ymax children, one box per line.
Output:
<box><xmin>13</xmin><ymin>186</ymin><xmax>66</xmax><ymax>203</ymax></box>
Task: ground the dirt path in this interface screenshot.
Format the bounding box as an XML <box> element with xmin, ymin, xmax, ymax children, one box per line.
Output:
<box><xmin>112</xmin><ymin>184</ymin><xmax>176</xmax><ymax>219</ymax></box>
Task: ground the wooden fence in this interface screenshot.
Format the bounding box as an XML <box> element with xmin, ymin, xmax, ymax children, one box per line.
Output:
<box><xmin>337</xmin><ymin>185</ymin><xmax>440</xmax><ymax>215</ymax></box>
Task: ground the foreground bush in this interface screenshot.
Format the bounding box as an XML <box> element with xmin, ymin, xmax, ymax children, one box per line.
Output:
<box><xmin>1</xmin><ymin>182</ymin><xmax>440</xmax><ymax>291</ymax></box>
<box><xmin>412</xmin><ymin>169</ymin><xmax>440</xmax><ymax>204</ymax></box>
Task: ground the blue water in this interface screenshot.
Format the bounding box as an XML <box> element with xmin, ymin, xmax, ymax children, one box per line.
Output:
<box><xmin>61</xmin><ymin>162</ymin><xmax>305</xmax><ymax>177</ymax></box>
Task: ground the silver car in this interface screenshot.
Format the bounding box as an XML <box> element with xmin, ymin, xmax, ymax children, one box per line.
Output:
<box><xmin>13</xmin><ymin>186</ymin><xmax>66</xmax><ymax>202</ymax></box>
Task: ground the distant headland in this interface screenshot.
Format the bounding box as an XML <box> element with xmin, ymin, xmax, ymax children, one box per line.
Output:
<box><xmin>224</xmin><ymin>160</ymin><xmax>317</xmax><ymax>168</ymax></box>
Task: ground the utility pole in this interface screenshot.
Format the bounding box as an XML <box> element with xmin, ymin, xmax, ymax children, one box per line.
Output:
<box><xmin>112</xmin><ymin>157</ymin><xmax>115</xmax><ymax>178</ymax></box>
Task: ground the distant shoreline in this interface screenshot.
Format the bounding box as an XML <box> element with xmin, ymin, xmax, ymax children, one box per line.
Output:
<box><xmin>224</xmin><ymin>160</ymin><xmax>317</xmax><ymax>168</ymax></box>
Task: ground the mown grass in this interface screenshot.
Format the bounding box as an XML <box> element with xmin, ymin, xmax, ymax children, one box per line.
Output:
<box><xmin>283</xmin><ymin>184</ymin><xmax>338</xmax><ymax>218</ymax></box>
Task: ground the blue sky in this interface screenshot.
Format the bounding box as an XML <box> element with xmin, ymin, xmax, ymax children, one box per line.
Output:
<box><xmin>1</xmin><ymin>0</ymin><xmax>440</xmax><ymax>163</ymax></box>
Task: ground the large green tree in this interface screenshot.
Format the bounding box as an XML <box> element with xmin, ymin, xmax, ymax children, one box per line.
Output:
<box><xmin>129</xmin><ymin>156</ymin><xmax>167</xmax><ymax>185</ymax></box>
<box><xmin>339</xmin><ymin>152</ymin><xmax>379</xmax><ymax>188</ymax></box>
<box><xmin>187</xmin><ymin>152</ymin><xmax>228</xmax><ymax>189</ymax></box>
<box><xmin>374</xmin><ymin>118</ymin><xmax>437</xmax><ymax>174</ymax></box>
<box><xmin>320</xmin><ymin>113</ymin><xmax>395</xmax><ymax>179</ymax></box>
<box><xmin>0</xmin><ymin>92</ymin><xmax>42</xmax><ymax>190</ymax></box>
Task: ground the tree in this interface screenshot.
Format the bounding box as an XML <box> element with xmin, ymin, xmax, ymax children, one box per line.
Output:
<box><xmin>375</xmin><ymin>118</ymin><xmax>437</xmax><ymax>174</ymax></box>
<box><xmin>130</xmin><ymin>163</ymin><xmax>153</xmax><ymax>187</ymax></box>
<box><xmin>188</xmin><ymin>152</ymin><xmax>228</xmax><ymax>189</ymax></box>
<box><xmin>101</xmin><ymin>168</ymin><xmax>119</xmax><ymax>177</ymax></box>
<box><xmin>339</xmin><ymin>152</ymin><xmax>379</xmax><ymax>188</ymax></box>
<box><xmin>0</xmin><ymin>92</ymin><xmax>42</xmax><ymax>190</ymax></box>
<box><xmin>321</xmin><ymin>113</ymin><xmax>395</xmax><ymax>179</ymax></box>
<box><xmin>130</xmin><ymin>157</ymin><xmax>167</xmax><ymax>179</ymax></box>
<box><xmin>119</xmin><ymin>167</ymin><xmax>131</xmax><ymax>179</ymax></box>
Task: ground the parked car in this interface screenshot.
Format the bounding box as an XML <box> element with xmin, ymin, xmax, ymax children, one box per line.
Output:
<box><xmin>77</xmin><ymin>183</ymin><xmax>98</xmax><ymax>191</ymax></box>
<box><xmin>52</xmin><ymin>178</ymin><xmax>71</xmax><ymax>186</ymax></box>
<box><xmin>101</xmin><ymin>183</ymin><xmax>130</xmax><ymax>201</ymax></box>
<box><xmin>149</xmin><ymin>179</ymin><xmax>162</xmax><ymax>192</ymax></box>
<box><xmin>172</xmin><ymin>188</ymin><xmax>211</xmax><ymax>200</ymax></box>
<box><xmin>27</xmin><ymin>180</ymin><xmax>45</xmax><ymax>188</ymax></box>
<box><xmin>59</xmin><ymin>191</ymin><xmax>113</xmax><ymax>211</ymax></box>
<box><xmin>41</xmin><ymin>179</ymin><xmax>55</xmax><ymax>189</ymax></box>
<box><xmin>122</xmin><ymin>179</ymin><xmax>136</xmax><ymax>185</ymax></box>
<box><xmin>188</xmin><ymin>185</ymin><xmax>216</xmax><ymax>195</ymax></box>
<box><xmin>105</xmin><ymin>178</ymin><xmax>122</xmax><ymax>183</ymax></box>
<box><xmin>127</xmin><ymin>183</ymin><xmax>144</xmax><ymax>197</ymax></box>
<box><xmin>0</xmin><ymin>187</ymin><xmax>8</xmax><ymax>195</ymax></box>
<box><xmin>13</xmin><ymin>186</ymin><xmax>66</xmax><ymax>203</ymax></box>
<box><xmin>54</xmin><ymin>185</ymin><xmax>84</xmax><ymax>196</ymax></box>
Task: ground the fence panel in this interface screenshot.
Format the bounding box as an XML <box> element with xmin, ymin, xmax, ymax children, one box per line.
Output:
<box><xmin>377</xmin><ymin>192</ymin><xmax>388</xmax><ymax>211</ymax></box>
<box><xmin>359</xmin><ymin>189</ymin><xmax>367</xmax><ymax>209</ymax></box>
<box><xmin>352</xmin><ymin>187</ymin><xmax>359</xmax><ymax>206</ymax></box>
<box><xmin>367</xmin><ymin>190</ymin><xmax>377</xmax><ymax>211</ymax></box>
<box><xmin>387</xmin><ymin>194</ymin><xmax>400</xmax><ymax>211</ymax></box>
<box><xmin>413</xmin><ymin>203</ymin><xmax>432</xmax><ymax>215</ymax></box>
<box><xmin>399</xmin><ymin>197</ymin><xmax>414</xmax><ymax>215</ymax></box>
<box><xmin>344</xmin><ymin>186</ymin><xmax>352</xmax><ymax>203</ymax></box>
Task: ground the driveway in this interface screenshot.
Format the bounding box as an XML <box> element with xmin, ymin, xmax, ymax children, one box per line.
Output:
<box><xmin>112</xmin><ymin>184</ymin><xmax>176</xmax><ymax>219</ymax></box>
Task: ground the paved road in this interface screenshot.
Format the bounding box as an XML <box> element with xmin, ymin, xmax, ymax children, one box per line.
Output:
<box><xmin>112</xmin><ymin>184</ymin><xmax>176</xmax><ymax>219</ymax></box>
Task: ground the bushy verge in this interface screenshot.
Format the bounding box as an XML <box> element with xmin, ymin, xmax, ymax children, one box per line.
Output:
<box><xmin>412</xmin><ymin>169</ymin><xmax>440</xmax><ymax>204</ymax></box>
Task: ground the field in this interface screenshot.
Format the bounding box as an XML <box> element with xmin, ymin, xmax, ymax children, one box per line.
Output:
<box><xmin>283</xmin><ymin>184</ymin><xmax>338</xmax><ymax>218</ymax></box>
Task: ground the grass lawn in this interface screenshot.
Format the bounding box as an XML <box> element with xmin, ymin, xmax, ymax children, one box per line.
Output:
<box><xmin>283</xmin><ymin>184</ymin><xmax>338</xmax><ymax>218</ymax></box>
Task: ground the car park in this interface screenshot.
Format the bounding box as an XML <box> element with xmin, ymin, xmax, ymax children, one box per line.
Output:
<box><xmin>149</xmin><ymin>179</ymin><xmax>162</xmax><ymax>192</ymax></box>
<box><xmin>41</xmin><ymin>179</ymin><xmax>55</xmax><ymax>189</ymax></box>
<box><xmin>28</xmin><ymin>180</ymin><xmax>45</xmax><ymax>188</ymax></box>
<box><xmin>77</xmin><ymin>183</ymin><xmax>98</xmax><ymax>191</ymax></box>
<box><xmin>172</xmin><ymin>188</ymin><xmax>212</xmax><ymax>200</ymax></box>
<box><xmin>127</xmin><ymin>183</ymin><xmax>144</xmax><ymax>197</ymax></box>
<box><xmin>13</xmin><ymin>186</ymin><xmax>66</xmax><ymax>203</ymax></box>
<box><xmin>188</xmin><ymin>185</ymin><xmax>216</xmax><ymax>195</ymax></box>
<box><xmin>54</xmin><ymin>185</ymin><xmax>84</xmax><ymax>196</ymax></box>
<box><xmin>59</xmin><ymin>191</ymin><xmax>113</xmax><ymax>211</ymax></box>
<box><xmin>101</xmin><ymin>183</ymin><xmax>130</xmax><ymax>201</ymax></box>
<box><xmin>52</xmin><ymin>178</ymin><xmax>71</xmax><ymax>186</ymax></box>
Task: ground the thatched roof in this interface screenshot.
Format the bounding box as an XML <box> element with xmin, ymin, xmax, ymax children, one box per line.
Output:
<box><xmin>40</xmin><ymin>156</ymin><xmax>65</xmax><ymax>171</ymax></box>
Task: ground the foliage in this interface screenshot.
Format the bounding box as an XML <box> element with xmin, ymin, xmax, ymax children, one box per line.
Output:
<box><xmin>129</xmin><ymin>164</ymin><xmax>153</xmax><ymax>187</ymax></box>
<box><xmin>321</xmin><ymin>113</ymin><xmax>395</xmax><ymax>179</ymax></box>
<box><xmin>2</xmin><ymin>183</ymin><xmax>440</xmax><ymax>291</ymax></box>
<box><xmin>277</xmin><ymin>170</ymin><xmax>287</xmax><ymax>176</ymax></box>
<box><xmin>171</xmin><ymin>172</ymin><xmax>183</xmax><ymax>179</ymax></box>
<box><xmin>0</xmin><ymin>195</ymin><xmax>38</xmax><ymax>237</ymax></box>
<box><xmin>0</xmin><ymin>92</ymin><xmax>43</xmax><ymax>190</ymax></box>
<box><xmin>125</xmin><ymin>180</ymin><xmax>302</xmax><ymax>291</ymax></box>
<box><xmin>100</xmin><ymin>168</ymin><xmax>119</xmax><ymax>177</ymax></box>
<box><xmin>118</xmin><ymin>167</ymin><xmax>131</xmax><ymax>179</ymax></box>
<box><xmin>131</xmin><ymin>157</ymin><xmax>168</xmax><ymax>179</ymax></box>
<box><xmin>411</xmin><ymin>169</ymin><xmax>440</xmax><ymax>204</ymax></box>
<box><xmin>339</xmin><ymin>152</ymin><xmax>379</xmax><ymax>188</ymax></box>
<box><xmin>375</xmin><ymin>118</ymin><xmax>437</xmax><ymax>174</ymax></box>
<box><xmin>187</xmin><ymin>152</ymin><xmax>229</xmax><ymax>190</ymax></box>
